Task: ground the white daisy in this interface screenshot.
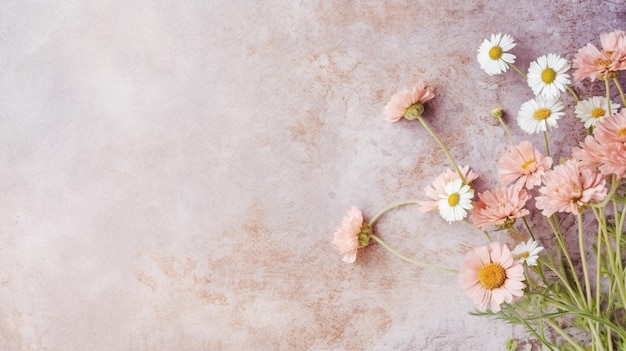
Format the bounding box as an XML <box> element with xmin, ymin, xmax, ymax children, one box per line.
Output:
<box><xmin>527</xmin><ymin>53</ymin><xmax>571</xmax><ymax>99</ymax></box>
<box><xmin>575</xmin><ymin>96</ymin><xmax>620</xmax><ymax>128</ymax></box>
<box><xmin>512</xmin><ymin>239</ymin><xmax>544</xmax><ymax>266</ymax></box>
<box><xmin>477</xmin><ymin>33</ymin><xmax>517</xmax><ymax>76</ymax></box>
<box><xmin>437</xmin><ymin>179</ymin><xmax>474</xmax><ymax>223</ymax></box>
<box><xmin>517</xmin><ymin>95</ymin><xmax>565</xmax><ymax>134</ymax></box>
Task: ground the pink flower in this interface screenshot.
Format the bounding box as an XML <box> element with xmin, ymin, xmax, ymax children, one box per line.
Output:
<box><xmin>460</xmin><ymin>242</ymin><xmax>525</xmax><ymax>312</ymax></box>
<box><xmin>535</xmin><ymin>160</ymin><xmax>607</xmax><ymax>217</ymax></box>
<box><xmin>383</xmin><ymin>85</ymin><xmax>435</xmax><ymax>122</ymax></box>
<box><xmin>572</xmin><ymin>110</ymin><xmax>626</xmax><ymax>177</ymax></box>
<box><xmin>498</xmin><ymin>141</ymin><xmax>553</xmax><ymax>189</ymax></box>
<box><xmin>419</xmin><ymin>166</ymin><xmax>479</xmax><ymax>213</ymax></box>
<box><xmin>572</xmin><ymin>30</ymin><xmax>626</xmax><ymax>82</ymax></box>
<box><xmin>470</xmin><ymin>186</ymin><xmax>531</xmax><ymax>231</ymax></box>
<box><xmin>333</xmin><ymin>207</ymin><xmax>369</xmax><ymax>263</ymax></box>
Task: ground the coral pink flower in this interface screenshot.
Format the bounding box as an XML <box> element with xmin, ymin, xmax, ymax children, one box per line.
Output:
<box><xmin>460</xmin><ymin>242</ymin><xmax>525</xmax><ymax>312</ymax></box>
<box><xmin>572</xmin><ymin>30</ymin><xmax>626</xmax><ymax>82</ymax></box>
<box><xmin>535</xmin><ymin>160</ymin><xmax>607</xmax><ymax>217</ymax></box>
<box><xmin>470</xmin><ymin>186</ymin><xmax>531</xmax><ymax>231</ymax></box>
<box><xmin>498</xmin><ymin>141</ymin><xmax>553</xmax><ymax>189</ymax></box>
<box><xmin>572</xmin><ymin>110</ymin><xmax>626</xmax><ymax>177</ymax></box>
<box><xmin>383</xmin><ymin>85</ymin><xmax>435</xmax><ymax>122</ymax></box>
<box><xmin>333</xmin><ymin>207</ymin><xmax>369</xmax><ymax>263</ymax></box>
<box><xmin>419</xmin><ymin>166</ymin><xmax>479</xmax><ymax>213</ymax></box>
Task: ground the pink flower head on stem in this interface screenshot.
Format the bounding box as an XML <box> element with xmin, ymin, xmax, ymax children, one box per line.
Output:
<box><xmin>573</xmin><ymin>109</ymin><xmax>626</xmax><ymax>178</ymax></box>
<box><xmin>384</xmin><ymin>85</ymin><xmax>435</xmax><ymax>122</ymax></box>
<box><xmin>498</xmin><ymin>140</ymin><xmax>553</xmax><ymax>189</ymax></box>
<box><xmin>332</xmin><ymin>207</ymin><xmax>371</xmax><ymax>263</ymax></box>
<box><xmin>535</xmin><ymin>159</ymin><xmax>607</xmax><ymax>217</ymax></box>
<box><xmin>460</xmin><ymin>242</ymin><xmax>525</xmax><ymax>312</ymax></box>
<box><xmin>470</xmin><ymin>185</ymin><xmax>531</xmax><ymax>231</ymax></box>
<box><xmin>572</xmin><ymin>30</ymin><xmax>626</xmax><ymax>82</ymax></box>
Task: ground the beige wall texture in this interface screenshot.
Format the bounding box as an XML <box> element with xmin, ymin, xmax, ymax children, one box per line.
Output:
<box><xmin>1</xmin><ymin>1</ymin><xmax>624</xmax><ymax>350</ymax></box>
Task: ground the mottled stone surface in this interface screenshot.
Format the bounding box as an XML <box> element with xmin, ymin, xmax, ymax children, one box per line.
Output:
<box><xmin>0</xmin><ymin>1</ymin><xmax>624</xmax><ymax>350</ymax></box>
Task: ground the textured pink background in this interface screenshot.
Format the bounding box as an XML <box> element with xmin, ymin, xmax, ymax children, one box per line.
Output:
<box><xmin>1</xmin><ymin>1</ymin><xmax>624</xmax><ymax>350</ymax></box>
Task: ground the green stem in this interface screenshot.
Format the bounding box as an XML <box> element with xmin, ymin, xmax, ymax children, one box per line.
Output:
<box><xmin>508</xmin><ymin>62</ymin><xmax>527</xmax><ymax>80</ymax></box>
<box><xmin>547</xmin><ymin>215</ymin><xmax>585</xmax><ymax>305</ymax></box>
<box><xmin>613</xmin><ymin>77</ymin><xmax>626</xmax><ymax>107</ymax></box>
<box><xmin>368</xmin><ymin>200</ymin><xmax>419</xmax><ymax>226</ymax></box>
<box><xmin>542</xmin><ymin>130</ymin><xmax>551</xmax><ymax>158</ymax></box>
<box><xmin>495</xmin><ymin>115</ymin><xmax>516</xmax><ymax>146</ymax></box>
<box><xmin>546</xmin><ymin>320</ymin><xmax>586</xmax><ymax>351</ymax></box>
<box><xmin>522</xmin><ymin>217</ymin><xmax>536</xmax><ymax>240</ymax></box>
<box><xmin>566</xmin><ymin>85</ymin><xmax>580</xmax><ymax>102</ymax></box>
<box><xmin>416</xmin><ymin>116</ymin><xmax>466</xmax><ymax>184</ymax></box>
<box><xmin>576</xmin><ymin>212</ymin><xmax>592</xmax><ymax>306</ymax></box>
<box><xmin>606</xmin><ymin>78</ymin><xmax>612</xmax><ymax>114</ymax></box>
<box><xmin>369</xmin><ymin>234</ymin><xmax>459</xmax><ymax>273</ymax></box>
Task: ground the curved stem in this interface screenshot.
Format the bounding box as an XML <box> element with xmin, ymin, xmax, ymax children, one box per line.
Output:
<box><xmin>566</xmin><ymin>85</ymin><xmax>580</xmax><ymax>102</ymax></box>
<box><xmin>416</xmin><ymin>116</ymin><xmax>466</xmax><ymax>183</ymax></box>
<box><xmin>369</xmin><ymin>234</ymin><xmax>459</xmax><ymax>273</ymax></box>
<box><xmin>368</xmin><ymin>200</ymin><xmax>419</xmax><ymax>226</ymax></box>
<box><xmin>613</xmin><ymin>76</ymin><xmax>626</xmax><ymax>106</ymax></box>
<box><xmin>495</xmin><ymin>115</ymin><xmax>516</xmax><ymax>146</ymax></box>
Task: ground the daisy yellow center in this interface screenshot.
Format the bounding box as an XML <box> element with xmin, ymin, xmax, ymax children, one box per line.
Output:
<box><xmin>541</xmin><ymin>68</ymin><xmax>556</xmax><ymax>83</ymax></box>
<box><xmin>533</xmin><ymin>108</ymin><xmax>552</xmax><ymax>121</ymax></box>
<box><xmin>478</xmin><ymin>263</ymin><xmax>507</xmax><ymax>290</ymax></box>
<box><xmin>489</xmin><ymin>46</ymin><xmax>503</xmax><ymax>60</ymax></box>
<box><xmin>617</xmin><ymin>128</ymin><xmax>626</xmax><ymax>137</ymax></box>
<box><xmin>448</xmin><ymin>193</ymin><xmax>460</xmax><ymax>206</ymax></box>
<box><xmin>591</xmin><ymin>107</ymin><xmax>606</xmax><ymax>119</ymax></box>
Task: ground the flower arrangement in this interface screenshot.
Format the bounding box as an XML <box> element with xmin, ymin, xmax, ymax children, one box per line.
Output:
<box><xmin>333</xmin><ymin>31</ymin><xmax>626</xmax><ymax>350</ymax></box>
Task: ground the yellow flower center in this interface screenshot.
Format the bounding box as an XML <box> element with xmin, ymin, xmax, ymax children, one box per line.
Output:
<box><xmin>595</xmin><ymin>57</ymin><xmax>613</xmax><ymax>68</ymax></box>
<box><xmin>448</xmin><ymin>193</ymin><xmax>460</xmax><ymax>207</ymax></box>
<box><xmin>478</xmin><ymin>263</ymin><xmax>507</xmax><ymax>290</ymax></box>
<box><xmin>533</xmin><ymin>108</ymin><xmax>551</xmax><ymax>121</ymax></box>
<box><xmin>520</xmin><ymin>159</ymin><xmax>535</xmax><ymax>170</ymax></box>
<box><xmin>516</xmin><ymin>251</ymin><xmax>530</xmax><ymax>260</ymax></box>
<box><xmin>541</xmin><ymin>68</ymin><xmax>557</xmax><ymax>83</ymax></box>
<box><xmin>617</xmin><ymin>128</ymin><xmax>626</xmax><ymax>138</ymax></box>
<box><xmin>591</xmin><ymin>107</ymin><xmax>606</xmax><ymax>119</ymax></box>
<box><xmin>489</xmin><ymin>46</ymin><xmax>503</xmax><ymax>60</ymax></box>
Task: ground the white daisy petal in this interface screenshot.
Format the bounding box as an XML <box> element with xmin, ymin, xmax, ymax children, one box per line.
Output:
<box><xmin>575</xmin><ymin>96</ymin><xmax>620</xmax><ymax>128</ymax></box>
<box><xmin>477</xmin><ymin>33</ymin><xmax>517</xmax><ymax>76</ymax></box>
<box><xmin>517</xmin><ymin>95</ymin><xmax>565</xmax><ymax>134</ymax></box>
<box><xmin>437</xmin><ymin>179</ymin><xmax>474</xmax><ymax>223</ymax></box>
<box><xmin>512</xmin><ymin>239</ymin><xmax>544</xmax><ymax>266</ymax></box>
<box><xmin>527</xmin><ymin>53</ymin><xmax>571</xmax><ymax>99</ymax></box>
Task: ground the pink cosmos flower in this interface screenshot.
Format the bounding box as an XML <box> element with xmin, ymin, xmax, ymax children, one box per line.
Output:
<box><xmin>470</xmin><ymin>186</ymin><xmax>531</xmax><ymax>231</ymax></box>
<box><xmin>572</xmin><ymin>109</ymin><xmax>626</xmax><ymax>177</ymax></box>
<box><xmin>333</xmin><ymin>207</ymin><xmax>366</xmax><ymax>263</ymax></box>
<box><xmin>572</xmin><ymin>30</ymin><xmax>626</xmax><ymax>81</ymax></box>
<box><xmin>535</xmin><ymin>159</ymin><xmax>607</xmax><ymax>217</ymax></box>
<box><xmin>384</xmin><ymin>85</ymin><xmax>435</xmax><ymax>122</ymax></box>
<box><xmin>419</xmin><ymin>166</ymin><xmax>479</xmax><ymax>213</ymax></box>
<box><xmin>460</xmin><ymin>242</ymin><xmax>525</xmax><ymax>312</ymax></box>
<box><xmin>498</xmin><ymin>141</ymin><xmax>553</xmax><ymax>189</ymax></box>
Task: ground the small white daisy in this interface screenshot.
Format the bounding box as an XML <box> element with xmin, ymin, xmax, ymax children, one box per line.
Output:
<box><xmin>512</xmin><ymin>239</ymin><xmax>544</xmax><ymax>266</ymax></box>
<box><xmin>517</xmin><ymin>95</ymin><xmax>565</xmax><ymax>134</ymax></box>
<box><xmin>477</xmin><ymin>33</ymin><xmax>517</xmax><ymax>76</ymax></box>
<box><xmin>575</xmin><ymin>96</ymin><xmax>620</xmax><ymax>128</ymax></box>
<box><xmin>527</xmin><ymin>53</ymin><xmax>571</xmax><ymax>99</ymax></box>
<box><xmin>437</xmin><ymin>179</ymin><xmax>474</xmax><ymax>223</ymax></box>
